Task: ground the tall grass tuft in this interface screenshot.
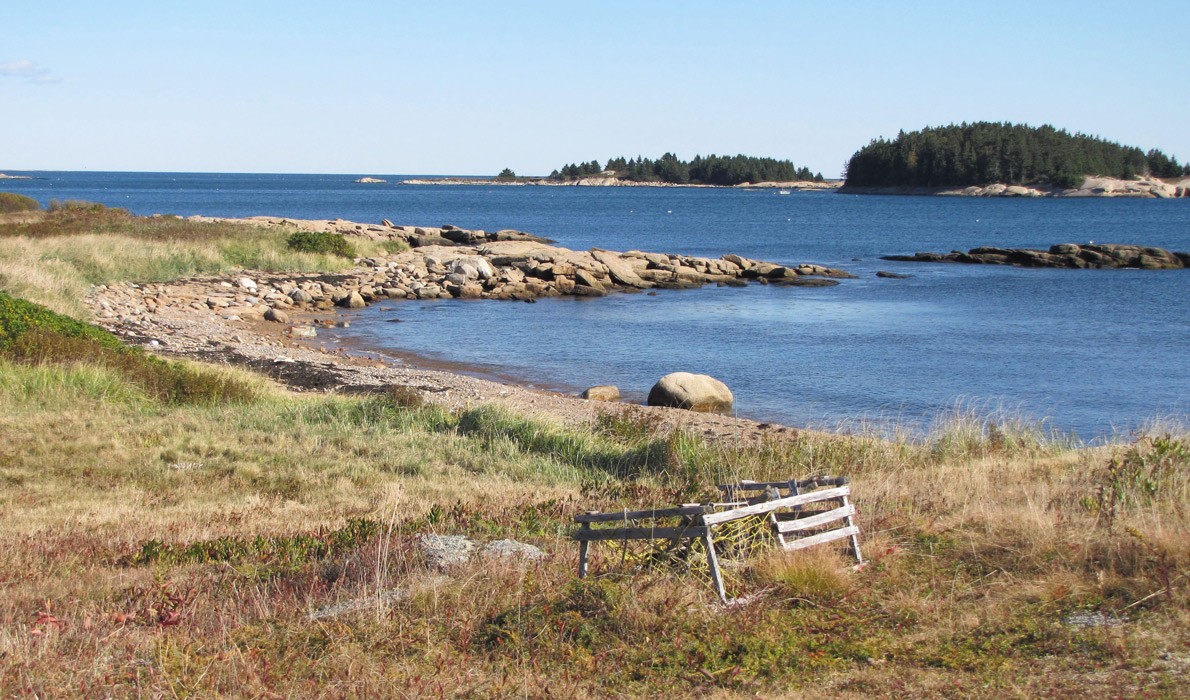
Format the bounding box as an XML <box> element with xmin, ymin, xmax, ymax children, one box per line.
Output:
<box><xmin>927</xmin><ymin>402</ymin><xmax>1070</xmax><ymax>460</ymax></box>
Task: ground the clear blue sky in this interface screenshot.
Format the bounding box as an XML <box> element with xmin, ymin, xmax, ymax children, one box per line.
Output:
<box><xmin>3</xmin><ymin>1</ymin><xmax>1187</xmax><ymax>177</ymax></box>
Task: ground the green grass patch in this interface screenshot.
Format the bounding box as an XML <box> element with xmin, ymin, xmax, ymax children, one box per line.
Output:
<box><xmin>0</xmin><ymin>290</ymin><xmax>257</xmax><ymax>405</ymax></box>
<box><xmin>128</xmin><ymin>517</ymin><xmax>382</xmax><ymax>568</ymax></box>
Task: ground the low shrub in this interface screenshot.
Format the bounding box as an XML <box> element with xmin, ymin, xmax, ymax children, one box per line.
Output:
<box><xmin>286</xmin><ymin>230</ymin><xmax>356</xmax><ymax>258</ymax></box>
<box><xmin>1089</xmin><ymin>433</ymin><xmax>1190</xmax><ymax>525</ymax></box>
<box><xmin>0</xmin><ymin>192</ymin><xmax>40</xmax><ymax>213</ymax></box>
<box><xmin>0</xmin><ymin>290</ymin><xmax>257</xmax><ymax>405</ymax></box>
<box><xmin>0</xmin><ymin>289</ymin><xmax>125</xmax><ymax>351</ymax></box>
<box><xmin>47</xmin><ymin>198</ymin><xmax>110</xmax><ymax>213</ymax></box>
<box><xmin>128</xmin><ymin>517</ymin><xmax>382</xmax><ymax>567</ymax></box>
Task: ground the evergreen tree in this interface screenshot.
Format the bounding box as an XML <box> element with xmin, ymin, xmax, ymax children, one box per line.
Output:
<box><xmin>844</xmin><ymin>122</ymin><xmax>1182</xmax><ymax>188</ymax></box>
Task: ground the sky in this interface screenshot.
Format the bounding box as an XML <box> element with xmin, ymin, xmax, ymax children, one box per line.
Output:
<box><xmin>2</xmin><ymin>1</ymin><xmax>1188</xmax><ymax>177</ymax></box>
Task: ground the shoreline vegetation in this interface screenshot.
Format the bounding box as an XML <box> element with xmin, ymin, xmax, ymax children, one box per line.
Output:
<box><xmin>1</xmin><ymin>202</ymin><xmax>1188</xmax><ymax>696</ymax></box>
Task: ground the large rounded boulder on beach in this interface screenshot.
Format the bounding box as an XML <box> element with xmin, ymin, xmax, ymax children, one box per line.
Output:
<box><xmin>647</xmin><ymin>372</ymin><xmax>733</xmax><ymax>413</ymax></box>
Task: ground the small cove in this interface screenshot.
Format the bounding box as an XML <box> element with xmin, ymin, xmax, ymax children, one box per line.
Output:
<box><xmin>6</xmin><ymin>171</ymin><xmax>1188</xmax><ymax>439</ymax></box>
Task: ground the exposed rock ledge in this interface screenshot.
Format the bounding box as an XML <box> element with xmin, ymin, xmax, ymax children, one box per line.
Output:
<box><xmin>841</xmin><ymin>176</ymin><xmax>1190</xmax><ymax>198</ymax></box>
<box><xmin>353</xmin><ymin>177</ymin><xmax>386</xmax><ymax>184</ymax></box>
<box><xmin>0</xmin><ymin>173</ymin><xmax>32</xmax><ymax>180</ymax></box>
<box><xmin>176</xmin><ymin>216</ymin><xmax>854</xmax><ymax>302</ymax></box>
<box><xmin>883</xmin><ymin>243</ymin><xmax>1189</xmax><ymax>269</ymax></box>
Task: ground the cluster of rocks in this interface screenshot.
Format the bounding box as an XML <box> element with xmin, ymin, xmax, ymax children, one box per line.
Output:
<box><xmin>343</xmin><ymin>241</ymin><xmax>851</xmax><ymax>303</ymax></box>
<box><xmin>882</xmin><ymin>243</ymin><xmax>1189</xmax><ymax>270</ymax></box>
<box><xmin>95</xmin><ymin>223</ymin><xmax>854</xmax><ymax>331</ymax></box>
<box><xmin>89</xmin><ymin>220</ymin><xmax>855</xmax><ymax>352</ymax></box>
<box><xmin>945</xmin><ymin>184</ymin><xmax>1050</xmax><ymax>197</ymax></box>
<box><xmin>185</xmin><ymin>215</ymin><xmax>556</xmax><ymax>248</ymax></box>
<box><xmin>306</xmin><ymin>535</ymin><xmax>545</xmax><ymax>621</ymax></box>
<box><xmin>581</xmin><ymin>372</ymin><xmax>735</xmax><ymax>414</ymax></box>
<box><xmin>1070</xmin><ymin>177</ymin><xmax>1189</xmax><ymax>199</ymax></box>
<box><xmin>843</xmin><ymin>176</ymin><xmax>1190</xmax><ymax>198</ymax></box>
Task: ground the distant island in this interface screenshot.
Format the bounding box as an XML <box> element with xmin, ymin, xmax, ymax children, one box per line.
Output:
<box><xmin>545</xmin><ymin>153</ymin><xmax>824</xmax><ymax>186</ymax></box>
<box><xmin>404</xmin><ymin>126</ymin><xmax>1188</xmax><ymax>197</ymax></box>
<box><xmin>404</xmin><ymin>153</ymin><xmax>832</xmax><ymax>189</ymax></box>
<box><xmin>841</xmin><ymin>122</ymin><xmax>1189</xmax><ymax>194</ymax></box>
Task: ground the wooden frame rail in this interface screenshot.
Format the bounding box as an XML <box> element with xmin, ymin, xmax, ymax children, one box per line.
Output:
<box><xmin>572</xmin><ymin>476</ymin><xmax>862</xmax><ymax>603</ymax></box>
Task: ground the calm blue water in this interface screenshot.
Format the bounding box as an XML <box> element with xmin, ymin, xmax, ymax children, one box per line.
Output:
<box><xmin>6</xmin><ymin>171</ymin><xmax>1189</xmax><ymax>439</ymax></box>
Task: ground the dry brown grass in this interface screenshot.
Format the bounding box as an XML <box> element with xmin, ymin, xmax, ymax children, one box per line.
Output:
<box><xmin>1</xmin><ymin>355</ymin><xmax>1186</xmax><ymax>697</ymax></box>
<box><xmin>0</xmin><ymin>206</ymin><xmax>397</xmax><ymax>317</ymax></box>
<box><xmin>0</xmin><ymin>208</ymin><xmax>1186</xmax><ymax>695</ymax></box>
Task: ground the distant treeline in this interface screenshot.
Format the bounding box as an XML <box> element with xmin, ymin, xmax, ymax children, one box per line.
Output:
<box><xmin>548</xmin><ymin>154</ymin><xmax>824</xmax><ymax>186</ymax></box>
<box><xmin>843</xmin><ymin>122</ymin><xmax>1189</xmax><ymax>189</ymax></box>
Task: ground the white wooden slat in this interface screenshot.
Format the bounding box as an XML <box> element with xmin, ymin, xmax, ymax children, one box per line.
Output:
<box><xmin>782</xmin><ymin>525</ymin><xmax>860</xmax><ymax>551</ymax></box>
<box><xmin>775</xmin><ymin>504</ymin><xmax>856</xmax><ymax>534</ymax></box>
<box><xmin>702</xmin><ymin>486</ymin><xmax>850</xmax><ymax>525</ymax></box>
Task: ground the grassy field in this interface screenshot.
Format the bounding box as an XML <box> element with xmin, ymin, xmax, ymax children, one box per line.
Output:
<box><xmin>0</xmin><ymin>204</ymin><xmax>1187</xmax><ymax>697</ymax></box>
<box><xmin>0</xmin><ymin>203</ymin><xmax>399</xmax><ymax>317</ymax></box>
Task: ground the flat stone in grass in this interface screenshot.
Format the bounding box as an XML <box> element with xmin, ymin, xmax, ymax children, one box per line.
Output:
<box><xmin>417</xmin><ymin>534</ymin><xmax>476</xmax><ymax>569</ymax></box>
<box><xmin>481</xmin><ymin>539</ymin><xmax>547</xmax><ymax>561</ymax></box>
<box><xmin>417</xmin><ymin>534</ymin><xmax>546</xmax><ymax>569</ymax></box>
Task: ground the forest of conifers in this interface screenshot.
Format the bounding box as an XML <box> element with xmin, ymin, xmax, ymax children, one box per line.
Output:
<box><xmin>843</xmin><ymin>122</ymin><xmax>1188</xmax><ymax>189</ymax></box>
<box><xmin>548</xmin><ymin>154</ymin><xmax>824</xmax><ymax>186</ymax></box>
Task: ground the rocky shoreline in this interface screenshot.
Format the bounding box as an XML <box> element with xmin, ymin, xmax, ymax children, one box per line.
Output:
<box><xmin>840</xmin><ymin>175</ymin><xmax>1190</xmax><ymax>198</ymax></box>
<box><xmin>398</xmin><ymin>174</ymin><xmax>1190</xmax><ymax>197</ymax></box>
<box><xmin>86</xmin><ymin>217</ymin><xmax>855</xmax><ymax>442</ymax></box>
<box><xmin>882</xmin><ymin>243</ymin><xmax>1189</xmax><ymax>269</ymax></box>
<box><xmin>180</xmin><ymin>216</ymin><xmax>854</xmax><ymax>303</ymax></box>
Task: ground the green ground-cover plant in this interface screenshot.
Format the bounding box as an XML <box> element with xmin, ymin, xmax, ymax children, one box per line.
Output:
<box><xmin>0</xmin><ymin>290</ymin><xmax>256</xmax><ymax>404</ymax></box>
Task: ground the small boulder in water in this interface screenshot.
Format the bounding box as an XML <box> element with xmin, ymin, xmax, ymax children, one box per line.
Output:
<box><xmin>581</xmin><ymin>385</ymin><xmax>620</xmax><ymax>402</ymax></box>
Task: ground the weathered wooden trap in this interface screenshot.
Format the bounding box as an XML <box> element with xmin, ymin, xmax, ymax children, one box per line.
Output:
<box><xmin>572</xmin><ymin>476</ymin><xmax>862</xmax><ymax>603</ymax></box>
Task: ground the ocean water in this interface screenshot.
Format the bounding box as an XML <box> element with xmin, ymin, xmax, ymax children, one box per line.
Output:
<box><xmin>6</xmin><ymin>171</ymin><xmax>1189</xmax><ymax>440</ymax></box>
